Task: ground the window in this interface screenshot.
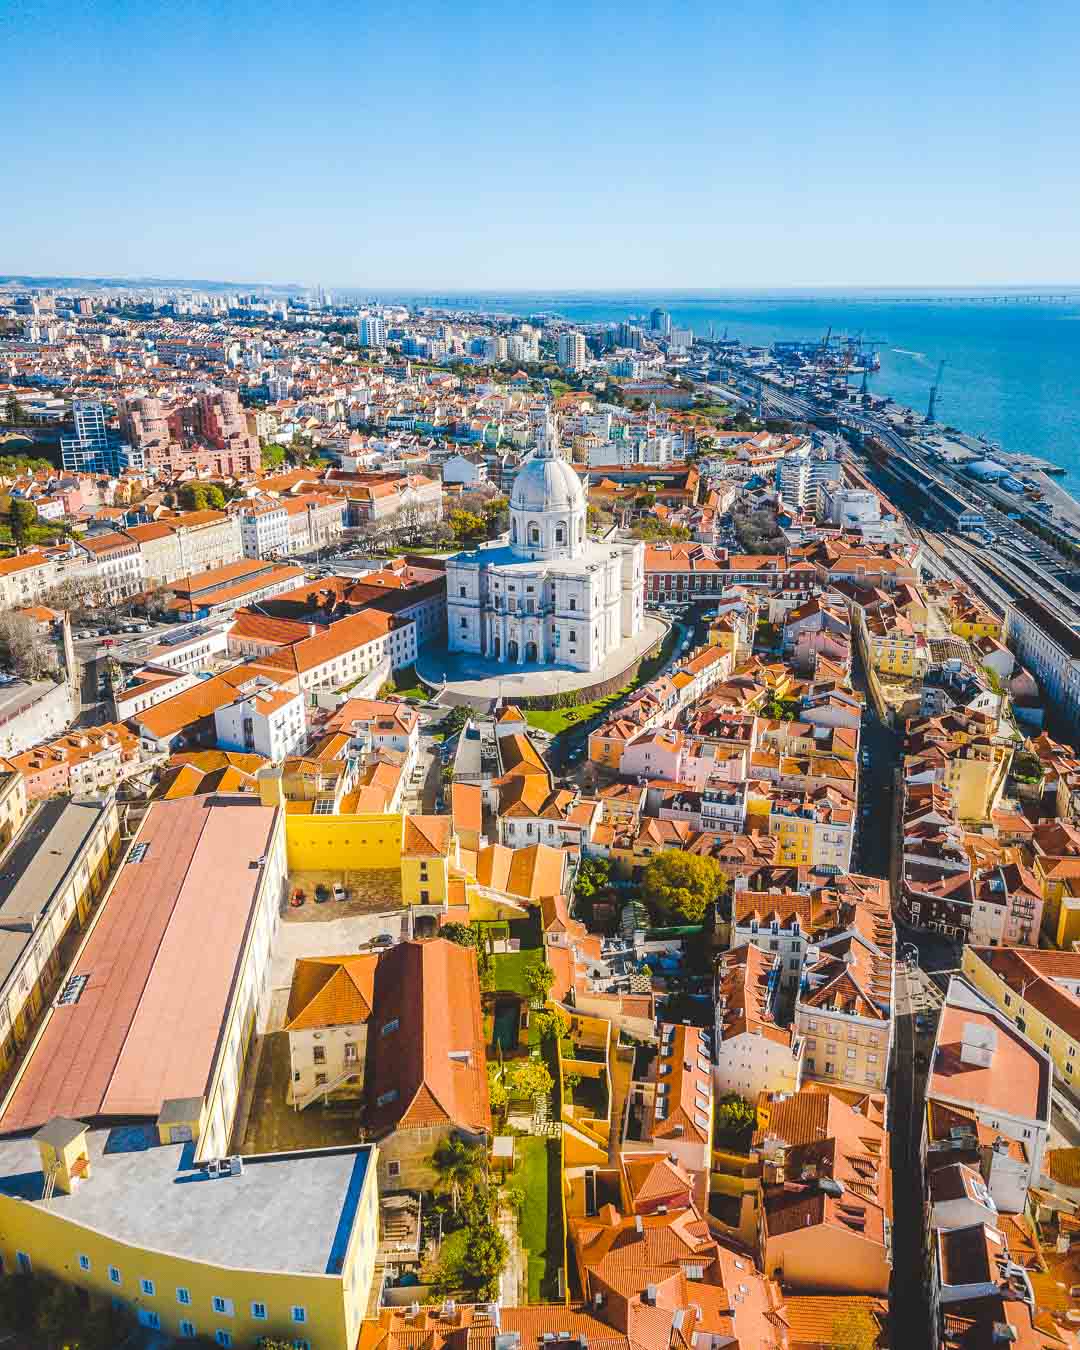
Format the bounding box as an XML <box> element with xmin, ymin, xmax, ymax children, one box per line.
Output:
<box><xmin>381</xmin><ymin>1018</ymin><xmax>399</xmax><ymax>1036</ymax></box>
<box><xmin>387</xmin><ymin>1160</ymin><xmax>401</xmax><ymax>1178</ymax></box>
<box><xmin>16</xmin><ymin>1252</ymin><xmax>31</xmax><ymax>1275</ymax></box>
<box><xmin>251</xmin><ymin>1302</ymin><xmax>267</xmax><ymax>1320</ymax></box>
<box><xmin>138</xmin><ymin>1310</ymin><xmax>161</xmax><ymax>1331</ymax></box>
<box><xmin>180</xmin><ymin>1321</ymin><xmax>196</xmax><ymax>1339</ymax></box>
<box><xmin>315</xmin><ymin>1072</ymin><xmax>327</xmax><ymax>1086</ymax></box>
<box><xmin>108</xmin><ymin>1266</ymin><xmax>121</xmax><ymax>1285</ymax></box>
<box><xmin>212</xmin><ymin>1296</ymin><xmax>234</xmax><ymax>1316</ymax></box>
<box><xmin>78</xmin><ymin>1254</ymin><xmax>91</xmax><ymax>1272</ymax></box>
<box><xmin>459</xmin><ymin>586</ymin><xmax>466</xmax><ymax>597</ymax></box>
<box><xmin>216</xmin><ymin>1333</ymin><xmax>232</xmax><ymax>1349</ymax></box>
<box><xmin>177</xmin><ymin>1288</ymin><xmax>192</xmax><ymax>1306</ymax></box>
<box><xmin>313</xmin><ymin>1045</ymin><xmax>326</xmax><ymax>1065</ymax></box>
<box><xmin>291</xmin><ymin>1306</ymin><xmax>308</xmax><ymax>1324</ymax></box>
<box><xmin>377</xmin><ymin>1089</ymin><xmax>399</xmax><ymax>1106</ymax></box>
<box><xmin>847</xmin><ymin>1048</ymin><xmax>857</xmax><ymax>1059</ymax></box>
<box><xmin>140</xmin><ymin>1278</ymin><xmax>155</xmax><ymax>1296</ymax></box>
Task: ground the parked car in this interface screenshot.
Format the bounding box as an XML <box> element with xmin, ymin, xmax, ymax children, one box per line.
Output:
<box><xmin>371</xmin><ymin>933</ymin><xmax>395</xmax><ymax>948</ymax></box>
<box><xmin>333</xmin><ymin>884</ymin><xmax>349</xmax><ymax>902</ymax></box>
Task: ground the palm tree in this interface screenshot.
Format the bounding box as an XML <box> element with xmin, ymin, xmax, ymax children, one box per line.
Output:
<box><xmin>431</xmin><ymin>1135</ymin><xmax>485</xmax><ymax>1215</ymax></box>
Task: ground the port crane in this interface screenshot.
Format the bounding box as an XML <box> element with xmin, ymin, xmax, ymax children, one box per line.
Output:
<box><xmin>927</xmin><ymin>360</ymin><xmax>946</xmax><ymax>422</ymax></box>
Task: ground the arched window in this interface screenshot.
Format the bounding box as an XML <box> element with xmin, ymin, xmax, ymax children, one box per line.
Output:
<box><xmin>529</xmin><ymin>524</ymin><xmax>540</xmax><ymax>545</ymax></box>
<box><xmin>555</xmin><ymin>524</ymin><xmax>566</xmax><ymax>545</ymax></box>
<box><xmin>577</xmin><ymin>519</ymin><xmax>584</xmax><ymax>542</ymax></box>
<box><xmin>510</xmin><ymin>520</ymin><xmax>517</xmax><ymax>543</ymax></box>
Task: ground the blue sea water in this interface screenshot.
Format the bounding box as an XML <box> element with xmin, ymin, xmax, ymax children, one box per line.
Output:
<box><xmin>366</xmin><ymin>289</ymin><xmax>1080</xmax><ymax>494</ymax></box>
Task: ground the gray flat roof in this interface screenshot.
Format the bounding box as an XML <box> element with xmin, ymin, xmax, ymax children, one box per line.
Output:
<box><xmin>0</xmin><ymin>797</ymin><xmax>109</xmax><ymax>931</ymax></box>
<box><xmin>0</xmin><ymin>1125</ymin><xmax>371</xmax><ymax>1276</ymax></box>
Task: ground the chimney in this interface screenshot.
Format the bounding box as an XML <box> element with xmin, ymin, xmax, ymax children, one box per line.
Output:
<box><xmin>635</xmin><ymin>1215</ymin><xmax>644</xmax><ymax>1234</ymax></box>
<box><xmin>644</xmin><ymin>1283</ymin><xmax>658</xmax><ymax>1306</ymax></box>
<box><xmin>309</xmin><ymin>623</ymin><xmax>317</xmax><ymax>637</ymax></box>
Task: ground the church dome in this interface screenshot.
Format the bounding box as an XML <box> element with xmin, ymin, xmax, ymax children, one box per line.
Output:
<box><xmin>508</xmin><ymin>409</ymin><xmax>587</xmax><ymax>561</ymax></box>
<box><xmin>510</xmin><ymin>448</ymin><xmax>585</xmax><ymax>515</ymax></box>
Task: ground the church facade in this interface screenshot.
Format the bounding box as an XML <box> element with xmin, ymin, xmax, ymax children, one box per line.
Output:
<box><xmin>445</xmin><ymin>412</ymin><xmax>644</xmax><ymax>672</ymax></box>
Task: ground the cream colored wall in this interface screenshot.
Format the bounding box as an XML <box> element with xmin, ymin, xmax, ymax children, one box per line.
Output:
<box><xmin>765</xmin><ymin>1224</ymin><xmax>890</xmax><ymax>1295</ymax></box>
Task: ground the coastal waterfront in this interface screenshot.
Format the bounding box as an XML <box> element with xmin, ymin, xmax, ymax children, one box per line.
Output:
<box><xmin>361</xmin><ymin>290</ymin><xmax>1080</xmax><ymax>492</ymax></box>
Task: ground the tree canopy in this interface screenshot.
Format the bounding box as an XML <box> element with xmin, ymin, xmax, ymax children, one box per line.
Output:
<box><xmin>641</xmin><ymin>850</ymin><xmax>725</xmax><ymax>923</ymax></box>
<box><xmin>7</xmin><ymin>496</ymin><xmax>37</xmax><ymax>547</ymax></box>
<box><xmin>715</xmin><ymin>1093</ymin><xmax>756</xmax><ymax>1149</ymax></box>
<box><xmin>178</xmin><ymin>481</ymin><xmax>227</xmax><ymax>511</ymax></box>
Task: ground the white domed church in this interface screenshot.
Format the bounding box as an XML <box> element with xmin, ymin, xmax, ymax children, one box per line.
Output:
<box><xmin>446</xmin><ymin>411</ymin><xmax>644</xmax><ymax>672</ymax></box>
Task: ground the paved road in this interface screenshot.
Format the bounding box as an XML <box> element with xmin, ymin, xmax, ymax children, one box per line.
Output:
<box><xmin>889</xmin><ymin>960</ymin><xmax>933</xmax><ymax>1347</ymax></box>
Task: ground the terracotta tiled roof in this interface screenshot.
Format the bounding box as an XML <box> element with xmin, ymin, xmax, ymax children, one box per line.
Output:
<box><xmin>402</xmin><ymin>814</ymin><xmax>453</xmax><ymax>858</ymax></box>
<box><xmin>366</xmin><ymin>939</ymin><xmax>490</xmax><ymax>1138</ymax></box>
<box><xmin>285</xmin><ymin>954</ymin><xmax>378</xmax><ymax>1030</ymax></box>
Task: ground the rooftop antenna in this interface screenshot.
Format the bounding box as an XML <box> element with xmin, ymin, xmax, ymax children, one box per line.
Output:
<box><xmin>927</xmin><ymin>360</ymin><xmax>946</xmax><ymax>422</ymax></box>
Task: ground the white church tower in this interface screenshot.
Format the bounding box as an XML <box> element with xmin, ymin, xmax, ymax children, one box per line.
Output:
<box><xmin>445</xmin><ymin>407</ymin><xmax>644</xmax><ymax>671</ymax></box>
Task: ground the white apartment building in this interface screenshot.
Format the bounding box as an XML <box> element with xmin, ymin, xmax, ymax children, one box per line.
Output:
<box><xmin>78</xmin><ymin>532</ymin><xmax>146</xmax><ymax>605</ymax></box>
<box><xmin>714</xmin><ymin>944</ymin><xmax>804</xmax><ymax>1101</ymax></box>
<box><xmin>0</xmin><ymin>551</ymin><xmax>59</xmax><ymax>609</ymax></box>
<box><xmin>214</xmin><ymin>684</ymin><xmax>307</xmax><ymax>761</ymax></box>
<box><xmin>171</xmin><ymin>511</ymin><xmax>243</xmax><ymax>574</ymax></box>
<box><xmin>776</xmin><ymin>446</ymin><xmax>843</xmax><ymax>512</ymax></box>
<box><xmin>239</xmin><ymin>499</ymin><xmax>290</xmax><ymax>559</ymax></box>
<box><xmin>1005</xmin><ymin>596</ymin><xmax>1080</xmax><ymax>731</ymax></box>
<box><xmin>359</xmin><ymin>315</ymin><xmax>386</xmax><ymax>348</ymax></box>
<box><xmin>557</xmin><ymin>331</ymin><xmax>587</xmax><ymax>372</ymax></box>
<box><xmin>284</xmin><ymin>495</ymin><xmax>346</xmax><ymax>555</ymax></box>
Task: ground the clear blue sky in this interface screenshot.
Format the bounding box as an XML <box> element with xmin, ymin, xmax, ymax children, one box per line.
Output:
<box><xmin>4</xmin><ymin>0</ymin><xmax>1078</xmax><ymax>288</ymax></box>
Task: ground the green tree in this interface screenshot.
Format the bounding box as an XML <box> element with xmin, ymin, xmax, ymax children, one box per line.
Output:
<box><xmin>261</xmin><ymin>443</ymin><xmax>287</xmax><ymax>469</ymax></box>
<box><xmin>574</xmin><ymin>856</ymin><xmax>611</xmax><ymax>901</ymax></box>
<box><xmin>431</xmin><ymin>1134</ymin><xmax>486</xmax><ymax>1214</ymax></box>
<box><xmin>7</xmin><ymin>496</ymin><xmax>37</xmax><ymax>547</ymax></box>
<box><xmin>487</xmin><ymin>1062</ymin><xmax>510</xmax><ymax>1116</ymax></box>
<box><xmin>178</xmin><ymin>482</ymin><xmax>209</xmax><ymax>511</ymax></box>
<box><xmin>508</xmin><ymin>1057</ymin><xmax>553</xmax><ymax>1102</ymax></box>
<box><xmin>4</xmin><ymin>394</ymin><xmax>22</xmax><ymax>425</ymax></box>
<box><xmin>463</xmin><ymin>1218</ymin><xmax>509</xmax><ymax>1300</ymax></box>
<box><xmin>441</xmin><ymin>921</ymin><xmax>481</xmax><ymax>950</ymax></box>
<box><xmin>533</xmin><ymin>1005</ymin><xmax>570</xmax><ymax>1044</ymax></box>
<box><xmin>525</xmin><ymin>960</ymin><xmax>556</xmax><ymax>1003</ymax></box>
<box><xmin>449</xmin><ymin>508</ymin><xmax>486</xmax><ymax>543</ymax></box>
<box><xmin>715</xmin><ymin>1093</ymin><xmax>756</xmax><ymax>1148</ymax></box>
<box><xmin>440</xmin><ymin>704</ymin><xmax>471</xmax><ymax>737</ymax></box>
<box><xmin>641</xmin><ymin>851</ymin><xmax>725</xmax><ymax>924</ymax></box>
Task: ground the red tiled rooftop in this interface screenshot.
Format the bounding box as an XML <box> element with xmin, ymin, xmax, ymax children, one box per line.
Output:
<box><xmin>0</xmin><ymin>796</ymin><xmax>278</xmax><ymax>1134</ymax></box>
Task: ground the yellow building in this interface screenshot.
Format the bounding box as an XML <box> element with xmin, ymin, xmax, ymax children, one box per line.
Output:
<box><xmin>963</xmin><ymin>946</ymin><xmax>1080</xmax><ymax>1093</ymax></box>
<box><xmin>0</xmin><ymin>794</ymin><xmax>120</xmax><ymax>1074</ymax></box>
<box><xmin>0</xmin><ymin>769</ymin><xmax>27</xmax><ymax>851</ymax></box>
<box><xmin>951</xmin><ymin>607</ymin><xmax>1003</xmax><ymax>642</ymax></box>
<box><xmin>400</xmin><ymin>815</ymin><xmax>456</xmax><ymax>904</ymax></box>
<box><xmin>943</xmin><ymin>742</ymin><xmax>1012</xmax><ymax>822</ymax></box>
<box><xmin>587</xmin><ymin>719</ymin><xmax>637</xmax><ymax>772</ymax></box>
<box><xmin>0</xmin><ymin>1119</ymin><xmax>379</xmax><ymax>1350</ymax></box>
